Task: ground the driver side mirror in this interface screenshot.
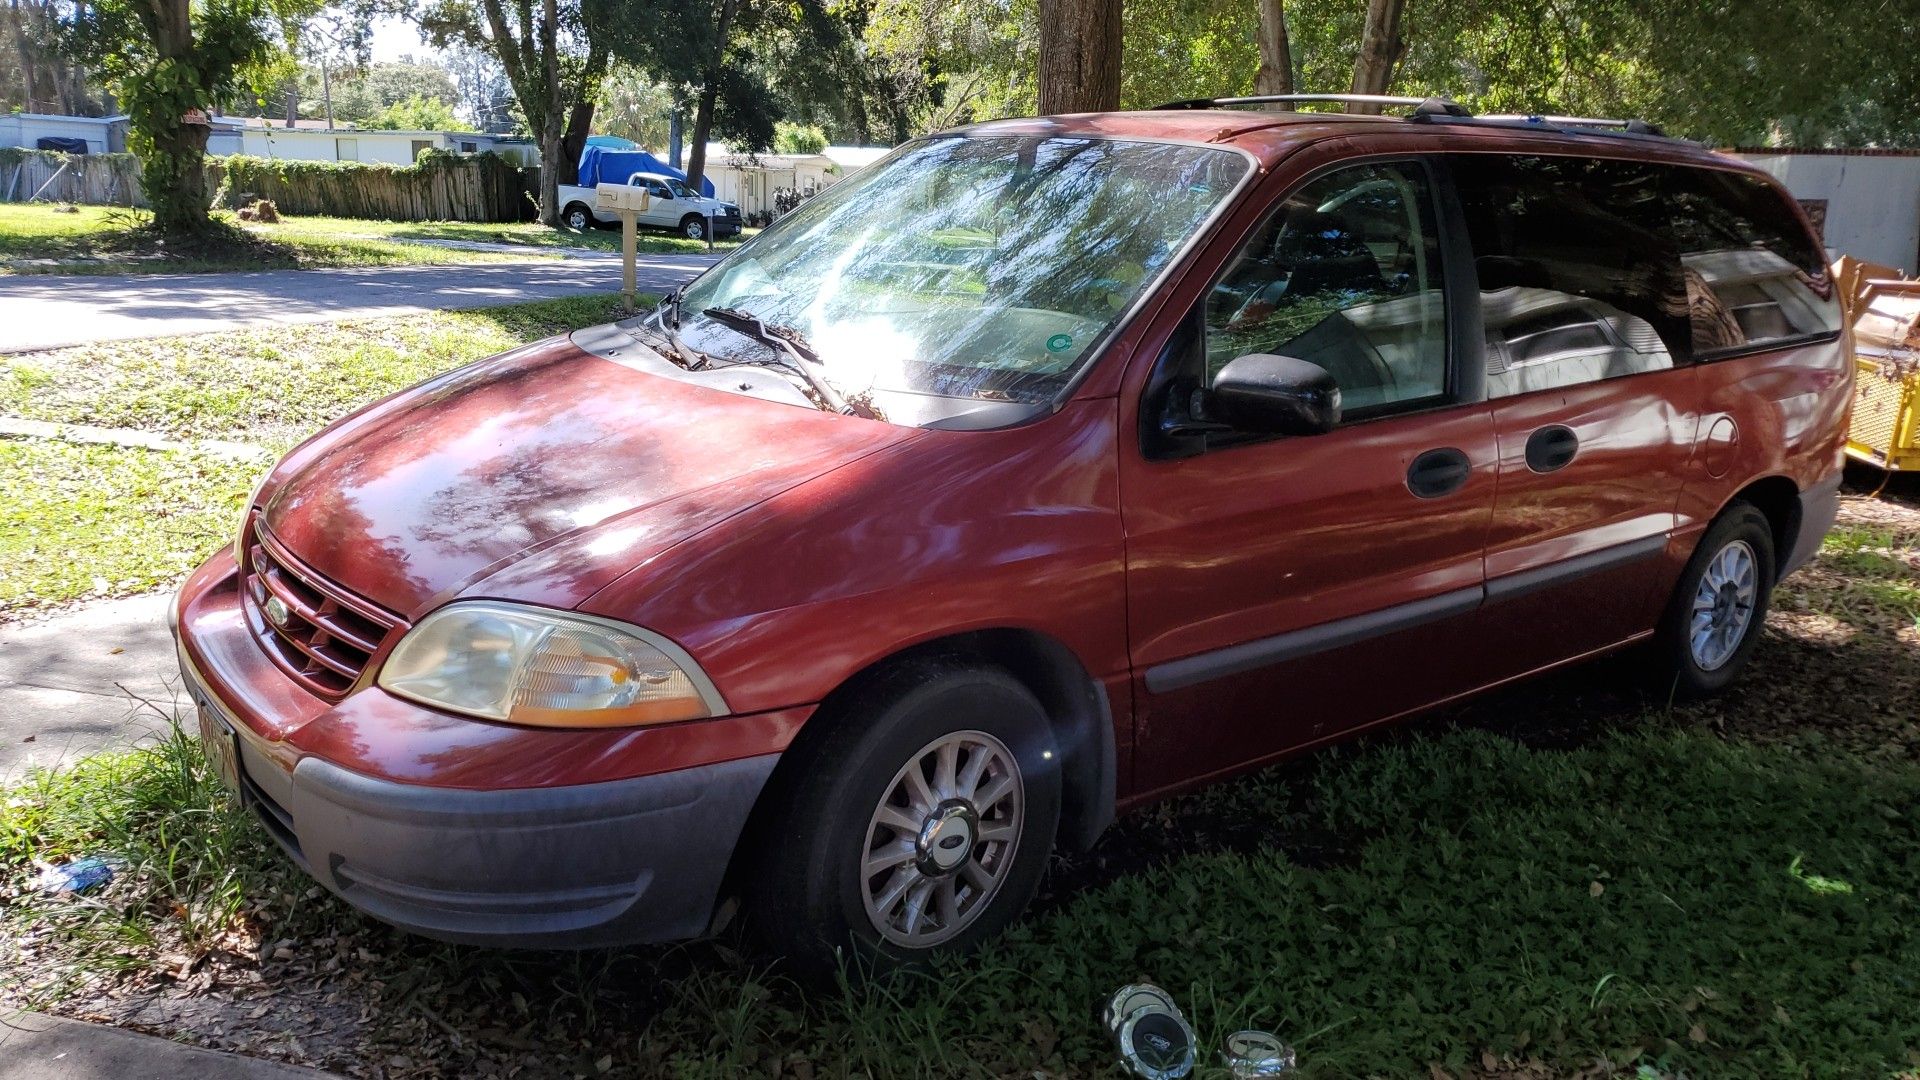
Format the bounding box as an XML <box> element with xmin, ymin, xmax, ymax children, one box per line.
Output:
<box><xmin>1210</xmin><ymin>353</ymin><xmax>1342</xmax><ymax>436</ymax></box>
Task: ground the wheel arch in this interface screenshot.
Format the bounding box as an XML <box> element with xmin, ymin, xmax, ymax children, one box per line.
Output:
<box><xmin>1723</xmin><ymin>474</ymin><xmax>1801</xmax><ymax>573</ymax></box>
<box><xmin>719</xmin><ymin>628</ymin><xmax>1117</xmax><ymax>918</ymax></box>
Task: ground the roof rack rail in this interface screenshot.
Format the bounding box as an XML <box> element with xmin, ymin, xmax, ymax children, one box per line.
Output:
<box><xmin>1152</xmin><ymin>93</ymin><xmax>1471</xmax><ymax>118</ymax></box>
<box><xmin>1478</xmin><ymin>113</ymin><xmax>1667</xmax><ymax>136</ymax></box>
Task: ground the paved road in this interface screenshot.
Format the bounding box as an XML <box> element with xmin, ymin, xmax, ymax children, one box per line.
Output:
<box><xmin>0</xmin><ymin>252</ymin><xmax>716</xmax><ymax>353</ymax></box>
<box><xmin>0</xmin><ymin>593</ymin><xmax>181</xmax><ymax>780</ymax></box>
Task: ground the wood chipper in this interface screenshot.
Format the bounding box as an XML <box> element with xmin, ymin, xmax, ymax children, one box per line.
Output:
<box><xmin>1835</xmin><ymin>256</ymin><xmax>1920</xmax><ymax>472</ymax></box>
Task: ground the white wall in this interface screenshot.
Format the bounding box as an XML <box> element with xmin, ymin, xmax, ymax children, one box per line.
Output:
<box><xmin>1738</xmin><ymin>152</ymin><xmax>1920</xmax><ymax>272</ymax></box>
<box><xmin>236</xmin><ymin>128</ymin><xmax>449</xmax><ymax>165</ymax></box>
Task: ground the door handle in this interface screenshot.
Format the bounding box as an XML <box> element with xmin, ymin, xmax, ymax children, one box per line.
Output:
<box><xmin>1524</xmin><ymin>424</ymin><xmax>1580</xmax><ymax>473</ymax></box>
<box><xmin>1407</xmin><ymin>447</ymin><xmax>1472</xmax><ymax>498</ymax></box>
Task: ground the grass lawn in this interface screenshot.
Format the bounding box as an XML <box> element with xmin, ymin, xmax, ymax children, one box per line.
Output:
<box><xmin>0</xmin><ymin>293</ymin><xmax>633</xmax><ymax>618</ymax></box>
<box><xmin>2</xmin><ymin>491</ymin><xmax>1918</xmax><ymax>1077</ymax></box>
<box><xmin>0</xmin><ymin>440</ymin><xmax>261</xmax><ymax>615</ymax></box>
<box><xmin>0</xmin><ymin>204</ymin><xmax>744</xmax><ymax>275</ymax></box>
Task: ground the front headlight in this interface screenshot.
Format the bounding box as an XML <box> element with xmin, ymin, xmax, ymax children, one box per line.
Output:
<box><xmin>377</xmin><ymin>602</ymin><xmax>723</xmax><ymax>728</ymax></box>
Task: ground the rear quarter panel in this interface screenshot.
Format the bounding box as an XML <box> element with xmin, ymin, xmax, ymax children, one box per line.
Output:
<box><xmin>1676</xmin><ymin>336</ymin><xmax>1852</xmax><ymax>537</ymax></box>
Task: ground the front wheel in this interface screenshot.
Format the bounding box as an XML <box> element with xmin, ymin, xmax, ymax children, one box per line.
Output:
<box><xmin>744</xmin><ymin>657</ymin><xmax>1061</xmax><ymax>977</ymax></box>
<box><xmin>681</xmin><ymin>215</ymin><xmax>707</xmax><ymax>240</ymax></box>
<box><xmin>1652</xmin><ymin>503</ymin><xmax>1776</xmax><ymax>698</ymax></box>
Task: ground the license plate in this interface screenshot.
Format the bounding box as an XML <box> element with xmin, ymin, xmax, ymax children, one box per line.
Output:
<box><xmin>195</xmin><ymin>696</ymin><xmax>241</xmax><ymax>794</ymax></box>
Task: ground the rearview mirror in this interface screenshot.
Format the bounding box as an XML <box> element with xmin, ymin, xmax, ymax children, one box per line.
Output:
<box><xmin>1210</xmin><ymin>353</ymin><xmax>1341</xmax><ymax>436</ymax></box>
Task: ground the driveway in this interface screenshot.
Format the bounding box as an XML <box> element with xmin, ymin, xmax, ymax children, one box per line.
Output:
<box><xmin>0</xmin><ymin>252</ymin><xmax>717</xmax><ymax>352</ymax></box>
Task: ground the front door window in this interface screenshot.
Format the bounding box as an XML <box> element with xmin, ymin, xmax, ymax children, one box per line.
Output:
<box><xmin>1203</xmin><ymin>161</ymin><xmax>1449</xmax><ymax>417</ymax></box>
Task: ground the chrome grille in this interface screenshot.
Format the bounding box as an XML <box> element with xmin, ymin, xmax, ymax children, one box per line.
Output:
<box><xmin>242</xmin><ymin>518</ymin><xmax>399</xmax><ymax>698</ymax></box>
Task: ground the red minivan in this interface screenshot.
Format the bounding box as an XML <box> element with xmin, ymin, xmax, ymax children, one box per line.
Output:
<box><xmin>173</xmin><ymin>96</ymin><xmax>1850</xmax><ymax>969</ymax></box>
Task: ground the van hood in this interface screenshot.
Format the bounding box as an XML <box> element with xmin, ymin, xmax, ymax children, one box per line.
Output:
<box><xmin>259</xmin><ymin>334</ymin><xmax>910</xmax><ymax>619</ymax></box>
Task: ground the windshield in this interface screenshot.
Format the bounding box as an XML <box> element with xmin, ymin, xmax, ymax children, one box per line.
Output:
<box><xmin>670</xmin><ymin>135</ymin><xmax>1249</xmax><ymax>409</ymax></box>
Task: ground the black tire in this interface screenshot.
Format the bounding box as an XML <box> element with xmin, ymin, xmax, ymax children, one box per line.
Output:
<box><xmin>681</xmin><ymin>215</ymin><xmax>706</xmax><ymax>240</ymax></box>
<box><xmin>1651</xmin><ymin>502</ymin><xmax>1776</xmax><ymax>699</ymax></box>
<box><xmin>562</xmin><ymin>203</ymin><xmax>593</xmax><ymax>231</ymax></box>
<box><xmin>744</xmin><ymin>656</ymin><xmax>1061</xmax><ymax>978</ymax></box>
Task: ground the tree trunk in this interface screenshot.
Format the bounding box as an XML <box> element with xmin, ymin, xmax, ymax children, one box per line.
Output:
<box><xmin>284</xmin><ymin>80</ymin><xmax>297</xmax><ymax>127</ymax></box>
<box><xmin>682</xmin><ymin>0</ymin><xmax>739</xmax><ymax>194</ymax></box>
<box><xmin>1349</xmin><ymin>0</ymin><xmax>1408</xmax><ymax>113</ymax></box>
<box><xmin>148</xmin><ymin>117</ymin><xmax>211</xmax><ymax>232</ymax></box>
<box><xmin>534</xmin><ymin>0</ymin><xmax>564</xmax><ymax>224</ymax></box>
<box><xmin>1254</xmin><ymin>0</ymin><xmax>1293</xmax><ymax>104</ymax></box>
<box><xmin>1037</xmin><ymin>0</ymin><xmax>1121</xmax><ymax>114</ymax></box>
<box><xmin>144</xmin><ymin>0</ymin><xmax>212</xmax><ymax>235</ymax></box>
<box><xmin>684</xmin><ymin>82</ymin><xmax>717</xmax><ymax>193</ymax></box>
<box><xmin>559</xmin><ymin>99</ymin><xmax>595</xmax><ymax>187</ymax></box>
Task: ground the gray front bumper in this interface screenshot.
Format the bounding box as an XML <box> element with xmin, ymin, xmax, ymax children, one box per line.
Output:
<box><xmin>232</xmin><ymin>734</ymin><xmax>776</xmax><ymax>949</ymax></box>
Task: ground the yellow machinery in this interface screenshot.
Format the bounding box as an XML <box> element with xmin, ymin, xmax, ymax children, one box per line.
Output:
<box><xmin>1836</xmin><ymin>257</ymin><xmax>1920</xmax><ymax>472</ymax></box>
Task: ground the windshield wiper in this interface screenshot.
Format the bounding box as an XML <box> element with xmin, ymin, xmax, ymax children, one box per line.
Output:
<box><xmin>642</xmin><ymin>288</ymin><xmax>709</xmax><ymax>369</ymax></box>
<box><xmin>700</xmin><ymin>307</ymin><xmax>880</xmax><ymax>419</ymax></box>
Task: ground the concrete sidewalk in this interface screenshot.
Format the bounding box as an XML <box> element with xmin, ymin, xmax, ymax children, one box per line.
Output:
<box><xmin>0</xmin><ymin>1012</ymin><xmax>339</xmax><ymax>1080</ymax></box>
<box><xmin>0</xmin><ymin>593</ymin><xmax>183</xmax><ymax>779</ymax></box>
<box><xmin>0</xmin><ymin>253</ymin><xmax>715</xmax><ymax>353</ymax></box>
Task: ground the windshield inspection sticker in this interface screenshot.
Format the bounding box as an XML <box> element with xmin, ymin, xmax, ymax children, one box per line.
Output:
<box><xmin>1046</xmin><ymin>333</ymin><xmax>1074</xmax><ymax>352</ymax></box>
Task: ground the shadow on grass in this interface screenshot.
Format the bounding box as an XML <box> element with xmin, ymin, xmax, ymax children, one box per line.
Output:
<box><xmin>0</xmin><ymin>212</ymin><xmax>301</xmax><ymax>272</ymax></box>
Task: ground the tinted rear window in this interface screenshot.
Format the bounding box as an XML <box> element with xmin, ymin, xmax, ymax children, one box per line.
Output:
<box><xmin>1451</xmin><ymin>154</ymin><xmax>1840</xmax><ymax>370</ymax></box>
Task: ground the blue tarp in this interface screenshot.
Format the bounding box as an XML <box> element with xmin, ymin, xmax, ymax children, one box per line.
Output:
<box><xmin>575</xmin><ymin>146</ymin><xmax>714</xmax><ymax>197</ymax></box>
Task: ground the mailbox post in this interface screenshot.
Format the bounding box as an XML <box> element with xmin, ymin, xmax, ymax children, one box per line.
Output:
<box><xmin>595</xmin><ymin>182</ymin><xmax>652</xmax><ymax>314</ymax></box>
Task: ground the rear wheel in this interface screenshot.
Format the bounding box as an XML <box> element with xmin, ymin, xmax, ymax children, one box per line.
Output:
<box><xmin>562</xmin><ymin>202</ymin><xmax>593</xmax><ymax>231</ymax></box>
<box><xmin>744</xmin><ymin>657</ymin><xmax>1060</xmax><ymax>977</ymax></box>
<box><xmin>1652</xmin><ymin>503</ymin><xmax>1775</xmax><ymax>698</ymax></box>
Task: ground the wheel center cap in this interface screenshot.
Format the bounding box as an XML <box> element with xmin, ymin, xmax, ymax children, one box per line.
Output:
<box><xmin>916</xmin><ymin>801</ymin><xmax>978</xmax><ymax>875</ymax></box>
<box><xmin>1713</xmin><ymin>585</ymin><xmax>1739</xmax><ymax>626</ymax></box>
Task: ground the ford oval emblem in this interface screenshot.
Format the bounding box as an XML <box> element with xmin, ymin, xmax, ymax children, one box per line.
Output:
<box><xmin>264</xmin><ymin>595</ymin><xmax>291</xmax><ymax>629</ymax></box>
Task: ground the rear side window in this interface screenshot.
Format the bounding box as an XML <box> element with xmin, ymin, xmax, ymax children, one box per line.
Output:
<box><xmin>1451</xmin><ymin>155</ymin><xmax>1841</xmax><ymax>399</ymax></box>
<box><xmin>1663</xmin><ymin>169</ymin><xmax>1842</xmax><ymax>354</ymax></box>
<box><xmin>1451</xmin><ymin>155</ymin><xmax>1686</xmax><ymax>399</ymax></box>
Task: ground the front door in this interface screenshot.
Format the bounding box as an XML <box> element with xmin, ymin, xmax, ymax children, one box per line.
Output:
<box><xmin>1120</xmin><ymin>158</ymin><xmax>1497</xmax><ymax>796</ymax></box>
<box><xmin>641</xmin><ymin>179</ymin><xmax>678</xmax><ymax>228</ymax></box>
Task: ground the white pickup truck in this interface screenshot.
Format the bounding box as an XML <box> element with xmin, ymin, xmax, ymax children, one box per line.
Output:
<box><xmin>557</xmin><ymin>171</ymin><xmax>743</xmax><ymax>240</ymax></box>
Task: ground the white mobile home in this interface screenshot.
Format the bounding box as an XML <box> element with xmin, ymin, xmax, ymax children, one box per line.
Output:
<box><xmin>0</xmin><ymin>112</ymin><xmax>128</xmax><ymax>154</ymax></box>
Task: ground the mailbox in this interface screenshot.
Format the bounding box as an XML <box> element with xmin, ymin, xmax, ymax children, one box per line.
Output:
<box><xmin>596</xmin><ymin>182</ymin><xmax>650</xmax><ymax>214</ymax></box>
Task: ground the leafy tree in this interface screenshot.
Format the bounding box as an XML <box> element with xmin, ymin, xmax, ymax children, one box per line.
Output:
<box><xmin>853</xmin><ymin>0</ymin><xmax>1035</xmax><ymax>130</ymax></box>
<box><xmin>593</xmin><ymin>62</ymin><xmax>672</xmax><ymax>148</ymax></box>
<box><xmin>2</xmin><ymin>0</ymin><xmax>102</xmax><ymax>113</ymax></box>
<box><xmin>446</xmin><ymin>41</ymin><xmax>519</xmax><ymax>131</ymax></box>
<box><xmin>364</xmin><ymin>90</ymin><xmax>471</xmax><ymax>129</ymax></box>
<box><xmin>773</xmin><ymin>120</ymin><xmax>826</xmax><ymax>153</ymax></box>
<box><xmin>418</xmin><ymin>0</ymin><xmax>620</xmax><ymax>222</ymax></box>
<box><xmin>69</xmin><ymin>0</ymin><xmax>320</xmax><ymax>235</ymax></box>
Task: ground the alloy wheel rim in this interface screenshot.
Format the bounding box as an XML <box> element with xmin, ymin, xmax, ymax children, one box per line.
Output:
<box><xmin>1689</xmin><ymin>539</ymin><xmax>1758</xmax><ymax>671</ymax></box>
<box><xmin>860</xmin><ymin>729</ymin><xmax>1024</xmax><ymax>948</ymax></box>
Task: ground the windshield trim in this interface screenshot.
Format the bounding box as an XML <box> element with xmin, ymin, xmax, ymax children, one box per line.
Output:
<box><xmin>659</xmin><ymin>131</ymin><xmax>1263</xmax><ymax>422</ymax></box>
